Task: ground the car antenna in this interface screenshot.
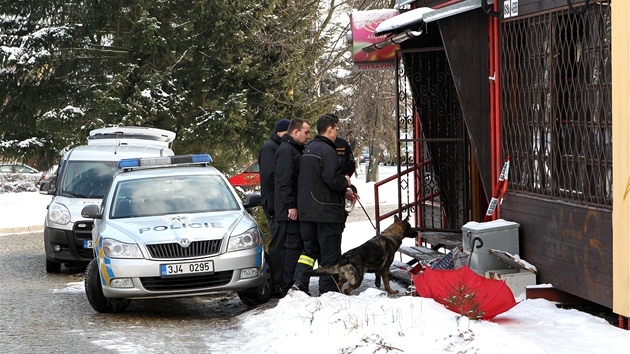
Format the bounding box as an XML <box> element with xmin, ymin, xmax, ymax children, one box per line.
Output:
<box><xmin>115</xmin><ymin>131</ymin><xmax>123</xmax><ymax>154</ymax></box>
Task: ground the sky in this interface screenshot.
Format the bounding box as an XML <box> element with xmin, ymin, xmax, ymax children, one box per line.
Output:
<box><xmin>1</xmin><ymin>168</ymin><xmax>629</xmax><ymax>353</ymax></box>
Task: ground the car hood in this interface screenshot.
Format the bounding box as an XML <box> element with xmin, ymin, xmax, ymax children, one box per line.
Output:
<box><xmin>101</xmin><ymin>211</ymin><xmax>254</xmax><ymax>245</ymax></box>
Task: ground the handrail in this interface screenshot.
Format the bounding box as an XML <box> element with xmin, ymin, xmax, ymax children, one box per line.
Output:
<box><xmin>374</xmin><ymin>159</ymin><xmax>431</xmax><ymax>232</ymax></box>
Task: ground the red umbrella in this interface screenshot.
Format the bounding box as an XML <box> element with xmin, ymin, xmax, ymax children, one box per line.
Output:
<box><xmin>413</xmin><ymin>266</ymin><xmax>517</xmax><ymax>320</ymax></box>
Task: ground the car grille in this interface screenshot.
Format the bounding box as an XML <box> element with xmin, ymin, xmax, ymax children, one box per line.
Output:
<box><xmin>74</xmin><ymin>221</ymin><xmax>94</xmax><ymax>259</ymax></box>
<box><xmin>140</xmin><ymin>271</ymin><xmax>233</xmax><ymax>291</ymax></box>
<box><xmin>146</xmin><ymin>240</ymin><xmax>222</xmax><ymax>259</ymax></box>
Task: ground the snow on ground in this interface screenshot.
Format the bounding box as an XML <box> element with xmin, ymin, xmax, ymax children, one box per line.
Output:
<box><xmin>1</xmin><ymin>165</ymin><xmax>628</xmax><ymax>353</ymax></box>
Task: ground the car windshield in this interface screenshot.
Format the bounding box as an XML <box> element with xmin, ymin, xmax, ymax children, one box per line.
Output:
<box><xmin>244</xmin><ymin>160</ymin><xmax>259</xmax><ymax>173</ymax></box>
<box><xmin>61</xmin><ymin>161</ymin><xmax>119</xmax><ymax>198</ymax></box>
<box><xmin>110</xmin><ymin>175</ymin><xmax>240</xmax><ymax>218</ymax></box>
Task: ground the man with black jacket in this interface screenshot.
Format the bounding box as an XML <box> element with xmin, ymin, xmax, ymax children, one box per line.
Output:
<box><xmin>274</xmin><ymin>118</ymin><xmax>311</xmax><ymax>295</ymax></box>
<box><xmin>292</xmin><ymin>114</ymin><xmax>352</xmax><ymax>294</ymax></box>
<box><xmin>258</xmin><ymin>118</ymin><xmax>290</xmax><ymax>298</ymax></box>
<box><xmin>335</xmin><ymin>136</ymin><xmax>356</xmax><ymax>178</ymax></box>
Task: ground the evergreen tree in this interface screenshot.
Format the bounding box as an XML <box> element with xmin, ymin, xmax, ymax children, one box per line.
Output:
<box><xmin>1</xmin><ymin>0</ymin><xmax>345</xmax><ymax>172</ymax></box>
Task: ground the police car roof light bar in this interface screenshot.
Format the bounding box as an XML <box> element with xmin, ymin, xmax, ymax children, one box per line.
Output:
<box><xmin>118</xmin><ymin>154</ymin><xmax>213</xmax><ymax>169</ymax></box>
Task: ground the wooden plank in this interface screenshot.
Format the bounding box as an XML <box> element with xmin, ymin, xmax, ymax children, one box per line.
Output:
<box><xmin>526</xmin><ymin>286</ymin><xmax>589</xmax><ymax>305</ymax></box>
<box><xmin>390</xmin><ymin>261</ymin><xmax>413</xmax><ymax>285</ymax></box>
<box><xmin>399</xmin><ymin>245</ymin><xmax>444</xmax><ymax>262</ymax></box>
<box><xmin>515</xmin><ymin>0</ymin><xmax>584</xmax><ymax>17</ymax></box>
<box><xmin>419</xmin><ymin>231</ymin><xmax>463</xmax><ymax>250</ymax></box>
<box><xmin>438</xmin><ymin>9</ymin><xmax>492</xmax><ymax>199</ymax></box>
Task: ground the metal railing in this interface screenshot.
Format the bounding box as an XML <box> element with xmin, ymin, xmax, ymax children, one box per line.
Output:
<box><xmin>500</xmin><ymin>2</ymin><xmax>612</xmax><ymax>207</ymax></box>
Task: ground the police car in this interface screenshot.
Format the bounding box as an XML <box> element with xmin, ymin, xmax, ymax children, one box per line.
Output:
<box><xmin>80</xmin><ymin>154</ymin><xmax>271</xmax><ymax>313</ymax></box>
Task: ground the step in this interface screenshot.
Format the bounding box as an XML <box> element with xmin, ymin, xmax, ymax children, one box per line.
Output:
<box><xmin>398</xmin><ymin>245</ymin><xmax>444</xmax><ymax>262</ymax></box>
<box><xmin>418</xmin><ymin>231</ymin><xmax>463</xmax><ymax>250</ymax></box>
<box><xmin>390</xmin><ymin>261</ymin><xmax>412</xmax><ymax>284</ymax></box>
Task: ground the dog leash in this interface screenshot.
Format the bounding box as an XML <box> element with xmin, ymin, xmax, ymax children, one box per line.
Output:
<box><xmin>355</xmin><ymin>196</ymin><xmax>376</xmax><ymax>231</ymax></box>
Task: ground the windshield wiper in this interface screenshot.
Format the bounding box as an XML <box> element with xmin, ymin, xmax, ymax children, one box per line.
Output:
<box><xmin>62</xmin><ymin>192</ymin><xmax>90</xmax><ymax>198</ymax></box>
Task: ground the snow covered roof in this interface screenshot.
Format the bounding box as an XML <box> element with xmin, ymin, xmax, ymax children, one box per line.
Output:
<box><xmin>374</xmin><ymin>0</ymin><xmax>486</xmax><ymax>37</ymax></box>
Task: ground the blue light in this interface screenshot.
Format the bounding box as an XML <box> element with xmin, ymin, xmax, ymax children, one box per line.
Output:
<box><xmin>118</xmin><ymin>158</ymin><xmax>141</xmax><ymax>169</ymax></box>
<box><xmin>191</xmin><ymin>154</ymin><xmax>213</xmax><ymax>163</ymax></box>
<box><xmin>117</xmin><ymin>154</ymin><xmax>212</xmax><ymax>170</ymax></box>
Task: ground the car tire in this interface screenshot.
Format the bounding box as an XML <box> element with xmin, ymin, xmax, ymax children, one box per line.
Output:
<box><xmin>45</xmin><ymin>259</ymin><xmax>61</xmax><ymax>273</ymax></box>
<box><xmin>237</xmin><ymin>273</ymin><xmax>272</xmax><ymax>306</ymax></box>
<box><xmin>85</xmin><ymin>259</ymin><xmax>131</xmax><ymax>313</ymax></box>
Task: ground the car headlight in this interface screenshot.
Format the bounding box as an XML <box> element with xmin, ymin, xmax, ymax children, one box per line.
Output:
<box><xmin>103</xmin><ymin>238</ymin><xmax>143</xmax><ymax>258</ymax></box>
<box><xmin>227</xmin><ymin>228</ymin><xmax>260</xmax><ymax>252</ymax></box>
<box><xmin>48</xmin><ymin>202</ymin><xmax>71</xmax><ymax>225</ymax></box>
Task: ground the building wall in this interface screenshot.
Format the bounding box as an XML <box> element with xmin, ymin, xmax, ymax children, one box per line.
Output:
<box><xmin>611</xmin><ymin>0</ymin><xmax>630</xmax><ymax>318</ymax></box>
<box><xmin>502</xmin><ymin>194</ymin><xmax>613</xmax><ymax>308</ymax></box>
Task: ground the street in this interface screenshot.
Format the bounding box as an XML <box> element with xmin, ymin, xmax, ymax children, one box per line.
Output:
<box><xmin>0</xmin><ymin>231</ymin><xmax>268</xmax><ymax>353</ymax></box>
<box><xmin>0</xmin><ymin>164</ymin><xmax>406</xmax><ymax>353</ymax></box>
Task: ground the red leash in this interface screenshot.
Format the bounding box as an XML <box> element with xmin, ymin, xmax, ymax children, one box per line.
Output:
<box><xmin>355</xmin><ymin>196</ymin><xmax>376</xmax><ymax>231</ymax></box>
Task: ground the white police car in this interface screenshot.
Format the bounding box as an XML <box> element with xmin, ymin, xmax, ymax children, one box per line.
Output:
<box><xmin>81</xmin><ymin>154</ymin><xmax>271</xmax><ymax>313</ymax></box>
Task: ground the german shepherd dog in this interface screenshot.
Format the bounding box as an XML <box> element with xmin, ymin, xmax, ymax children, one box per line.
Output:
<box><xmin>306</xmin><ymin>215</ymin><xmax>416</xmax><ymax>295</ymax></box>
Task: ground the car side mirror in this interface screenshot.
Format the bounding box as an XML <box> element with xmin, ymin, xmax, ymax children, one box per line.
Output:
<box><xmin>81</xmin><ymin>204</ymin><xmax>103</xmax><ymax>219</ymax></box>
<box><xmin>39</xmin><ymin>181</ymin><xmax>55</xmax><ymax>195</ymax></box>
<box><xmin>243</xmin><ymin>193</ymin><xmax>261</xmax><ymax>208</ymax></box>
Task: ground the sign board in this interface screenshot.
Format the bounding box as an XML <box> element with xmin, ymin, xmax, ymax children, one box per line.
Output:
<box><xmin>351</xmin><ymin>9</ymin><xmax>399</xmax><ymax>72</ymax></box>
<box><xmin>504</xmin><ymin>0</ymin><xmax>519</xmax><ymax>18</ymax></box>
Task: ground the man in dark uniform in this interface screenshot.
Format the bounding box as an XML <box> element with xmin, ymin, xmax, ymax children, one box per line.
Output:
<box><xmin>336</xmin><ymin>136</ymin><xmax>359</xmax><ymax>214</ymax></box>
<box><xmin>335</xmin><ymin>136</ymin><xmax>356</xmax><ymax>177</ymax></box>
<box><xmin>292</xmin><ymin>114</ymin><xmax>352</xmax><ymax>295</ymax></box>
<box><xmin>274</xmin><ymin>118</ymin><xmax>311</xmax><ymax>295</ymax></box>
<box><xmin>258</xmin><ymin>118</ymin><xmax>290</xmax><ymax>298</ymax></box>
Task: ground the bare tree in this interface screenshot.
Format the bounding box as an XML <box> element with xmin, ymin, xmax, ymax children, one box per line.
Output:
<box><xmin>339</xmin><ymin>70</ymin><xmax>397</xmax><ymax>182</ymax></box>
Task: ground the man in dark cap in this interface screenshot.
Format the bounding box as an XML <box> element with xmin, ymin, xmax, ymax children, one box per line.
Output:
<box><xmin>258</xmin><ymin>118</ymin><xmax>290</xmax><ymax>298</ymax></box>
<box><xmin>274</xmin><ymin>118</ymin><xmax>311</xmax><ymax>296</ymax></box>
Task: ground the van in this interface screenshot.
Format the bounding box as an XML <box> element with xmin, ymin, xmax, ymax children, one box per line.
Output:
<box><xmin>40</xmin><ymin>127</ymin><xmax>175</xmax><ymax>273</ymax></box>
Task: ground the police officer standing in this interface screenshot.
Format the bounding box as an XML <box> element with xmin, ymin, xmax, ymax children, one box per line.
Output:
<box><xmin>274</xmin><ymin>118</ymin><xmax>311</xmax><ymax>295</ymax></box>
<box><xmin>292</xmin><ymin>114</ymin><xmax>352</xmax><ymax>294</ymax></box>
<box><xmin>335</xmin><ymin>136</ymin><xmax>356</xmax><ymax>178</ymax></box>
<box><xmin>258</xmin><ymin>118</ymin><xmax>290</xmax><ymax>298</ymax></box>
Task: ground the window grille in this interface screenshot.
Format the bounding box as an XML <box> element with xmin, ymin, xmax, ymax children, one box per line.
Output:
<box><xmin>500</xmin><ymin>3</ymin><xmax>612</xmax><ymax>207</ymax></box>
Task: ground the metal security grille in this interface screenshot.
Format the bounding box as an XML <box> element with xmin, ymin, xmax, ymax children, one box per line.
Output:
<box><xmin>500</xmin><ymin>3</ymin><xmax>612</xmax><ymax>207</ymax></box>
<box><xmin>396</xmin><ymin>48</ymin><xmax>469</xmax><ymax>231</ymax></box>
<box><xmin>146</xmin><ymin>240</ymin><xmax>222</xmax><ymax>259</ymax></box>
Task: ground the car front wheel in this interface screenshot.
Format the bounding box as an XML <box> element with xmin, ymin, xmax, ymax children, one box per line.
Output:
<box><xmin>237</xmin><ymin>273</ymin><xmax>272</xmax><ymax>306</ymax></box>
<box><xmin>85</xmin><ymin>259</ymin><xmax>131</xmax><ymax>313</ymax></box>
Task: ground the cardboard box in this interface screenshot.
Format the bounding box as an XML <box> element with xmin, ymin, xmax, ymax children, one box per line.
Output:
<box><xmin>486</xmin><ymin>269</ymin><xmax>536</xmax><ymax>297</ymax></box>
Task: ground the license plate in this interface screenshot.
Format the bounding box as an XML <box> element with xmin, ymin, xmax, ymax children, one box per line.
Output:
<box><xmin>160</xmin><ymin>261</ymin><xmax>214</xmax><ymax>276</ymax></box>
<box><xmin>84</xmin><ymin>240</ymin><xmax>94</xmax><ymax>249</ymax></box>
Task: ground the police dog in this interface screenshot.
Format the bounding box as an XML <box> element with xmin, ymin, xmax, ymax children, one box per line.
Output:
<box><xmin>307</xmin><ymin>215</ymin><xmax>415</xmax><ymax>295</ymax></box>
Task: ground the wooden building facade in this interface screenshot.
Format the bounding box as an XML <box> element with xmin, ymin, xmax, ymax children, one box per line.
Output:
<box><xmin>374</xmin><ymin>0</ymin><xmax>628</xmax><ymax>316</ymax></box>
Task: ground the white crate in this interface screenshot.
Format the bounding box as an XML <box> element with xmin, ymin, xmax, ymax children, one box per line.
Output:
<box><xmin>486</xmin><ymin>269</ymin><xmax>536</xmax><ymax>297</ymax></box>
<box><xmin>462</xmin><ymin>219</ymin><xmax>520</xmax><ymax>275</ymax></box>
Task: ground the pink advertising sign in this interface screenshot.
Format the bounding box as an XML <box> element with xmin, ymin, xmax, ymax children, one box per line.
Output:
<box><xmin>352</xmin><ymin>9</ymin><xmax>399</xmax><ymax>71</ymax></box>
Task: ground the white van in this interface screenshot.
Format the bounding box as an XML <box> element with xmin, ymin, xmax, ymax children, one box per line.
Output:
<box><xmin>40</xmin><ymin>127</ymin><xmax>175</xmax><ymax>273</ymax></box>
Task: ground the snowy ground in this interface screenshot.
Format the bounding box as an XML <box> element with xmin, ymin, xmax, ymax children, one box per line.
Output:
<box><xmin>1</xmin><ymin>165</ymin><xmax>629</xmax><ymax>353</ymax></box>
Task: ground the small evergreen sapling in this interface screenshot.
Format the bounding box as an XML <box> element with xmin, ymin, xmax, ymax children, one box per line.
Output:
<box><xmin>443</xmin><ymin>282</ymin><xmax>486</xmax><ymax>320</ymax></box>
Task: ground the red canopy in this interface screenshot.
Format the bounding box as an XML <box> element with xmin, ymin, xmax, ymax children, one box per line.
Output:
<box><xmin>413</xmin><ymin>266</ymin><xmax>517</xmax><ymax>320</ymax></box>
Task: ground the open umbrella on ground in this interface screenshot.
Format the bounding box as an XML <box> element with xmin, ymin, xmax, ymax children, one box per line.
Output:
<box><xmin>413</xmin><ymin>266</ymin><xmax>517</xmax><ymax>320</ymax></box>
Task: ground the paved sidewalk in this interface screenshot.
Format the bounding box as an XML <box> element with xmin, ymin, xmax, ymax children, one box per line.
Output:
<box><xmin>0</xmin><ymin>225</ymin><xmax>43</xmax><ymax>235</ymax></box>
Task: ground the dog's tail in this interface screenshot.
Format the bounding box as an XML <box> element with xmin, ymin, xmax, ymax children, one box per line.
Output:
<box><xmin>304</xmin><ymin>264</ymin><xmax>340</xmax><ymax>276</ymax></box>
